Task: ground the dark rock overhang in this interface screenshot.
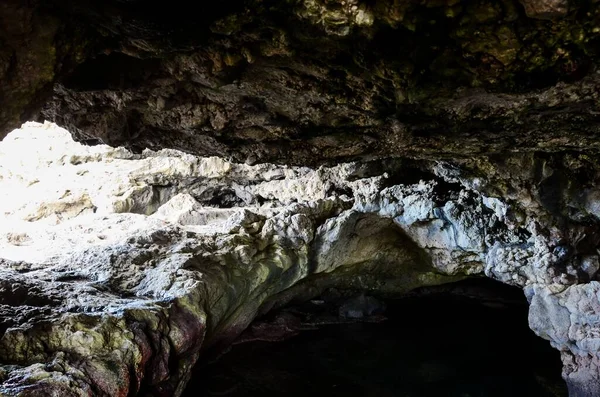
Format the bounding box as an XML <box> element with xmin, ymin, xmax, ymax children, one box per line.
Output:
<box><xmin>1</xmin><ymin>0</ymin><xmax>599</xmax><ymax>165</ymax></box>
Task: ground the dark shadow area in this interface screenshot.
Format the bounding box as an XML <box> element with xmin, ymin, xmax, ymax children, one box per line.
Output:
<box><xmin>61</xmin><ymin>53</ymin><xmax>162</xmax><ymax>91</ymax></box>
<box><xmin>184</xmin><ymin>279</ymin><xmax>566</xmax><ymax>397</ymax></box>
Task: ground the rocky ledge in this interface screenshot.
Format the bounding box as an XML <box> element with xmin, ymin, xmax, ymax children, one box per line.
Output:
<box><xmin>0</xmin><ymin>122</ymin><xmax>598</xmax><ymax>396</ymax></box>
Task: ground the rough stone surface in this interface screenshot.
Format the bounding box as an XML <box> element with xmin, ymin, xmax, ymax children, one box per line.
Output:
<box><xmin>0</xmin><ymin>0</ymin><xmax>91</xmax><ymax>140</ymax></box>
<box><xmin>529</xmin><ymin>283</ymin><xmax>600</xmax><ymax>397</ymax></box>
<box><xmin>1</xmin><ymin>122</ymin><xmax>600</xmax><ymax>396</ymax></box>
<box><xmin>519</xmin><ymin>0</ymin><xmax>569</xmax><ymax>19</ymax></box>
<box><xmin>0</xmin><ymin>1</ymin><xmax>599</xmax><ymax>165</ymax></box>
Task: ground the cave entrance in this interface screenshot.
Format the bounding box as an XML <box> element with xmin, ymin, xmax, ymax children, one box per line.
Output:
<box><xmin>184</xmin><ymin>278</ymin><xmax>566</xmax><ymax>397</ymax></box>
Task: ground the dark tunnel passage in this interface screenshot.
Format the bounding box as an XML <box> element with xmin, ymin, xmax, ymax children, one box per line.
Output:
<box><xmin>183</xmin><ymin>279</ymin><xmax>566</xmax><ymax>397</ymax></box>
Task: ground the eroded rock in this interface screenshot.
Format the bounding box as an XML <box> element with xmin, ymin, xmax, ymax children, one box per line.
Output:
<box><xmin>1</xmin><ymin>122</ymin><xmax>598</xmax><ymax>396</ymax></box>
<box><xmin>1</xmin><ymin>1</ymin><xmax>600</xmax><ymax>165</ymax></box>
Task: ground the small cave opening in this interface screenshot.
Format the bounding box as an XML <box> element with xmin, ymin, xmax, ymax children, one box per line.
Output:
<box><xmin>184</xmin><ymin>279</ymin><xmax>566</xmax><ymax>397</ymax></box>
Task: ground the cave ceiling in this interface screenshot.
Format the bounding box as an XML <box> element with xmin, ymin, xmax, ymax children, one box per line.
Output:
<box><xmin>0</xmin><ymin>0</ymin><xmax>599</xmax><ymax>165</ymax></box>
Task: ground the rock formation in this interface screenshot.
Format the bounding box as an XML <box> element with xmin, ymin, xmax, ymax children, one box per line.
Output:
<box><xmin>2</xmin><ymin>0</ymin><xmax>600</xmax><ymax>396</ymax></box>
<box><xmin>1</xmin><ymin>0</ymin><xmax>600</xmax><ymax>165</ymax></box>
<box><xmin>0</xmin><ymin>122</ymin><xmax>595</xmax><ymax>396</ymax></box>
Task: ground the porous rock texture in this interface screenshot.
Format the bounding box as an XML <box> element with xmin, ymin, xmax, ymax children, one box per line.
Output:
<box><xmin>0</xmin><ymin>122</ymin><xmax>596</xmax><ymax>396</ymax></box>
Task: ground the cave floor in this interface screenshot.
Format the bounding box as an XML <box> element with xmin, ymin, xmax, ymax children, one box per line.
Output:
<box><xmin>184</xmin><ymin>283</ymin><xmax>566</xmax><ymax>397</ymax></box>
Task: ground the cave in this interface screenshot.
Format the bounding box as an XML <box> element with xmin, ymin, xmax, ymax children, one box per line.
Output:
<box><xmin>2</xmin><ymin>0</ymin><xmax>600</xmax><ymax>396</ymax></box>
<box><xmin>185</xmin><ymin>279</ymin><xmax>566</xmax><ymax>397</ymax></box>
<box><xmin>0</xmin><ymin>122</ymin><xmax>592</xmax><ymax>397</ymax></box>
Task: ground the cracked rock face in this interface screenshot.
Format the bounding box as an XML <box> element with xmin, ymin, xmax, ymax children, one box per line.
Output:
<box><xmin>0</xmin><ymin>122</ymin><xmax>599</xmax><ymax>396</ymax></box>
